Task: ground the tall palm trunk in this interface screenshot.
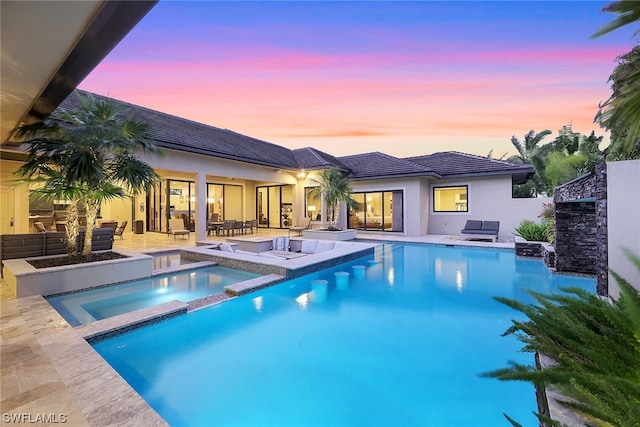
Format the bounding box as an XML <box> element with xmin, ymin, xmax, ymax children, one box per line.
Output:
<box><xmin>82</xmin><ymin>199</ymin><xmax>101</xmax><ymax>256</ymax></box>
<box><xmin>64</xmin><ymin>200</ymin><xmax>80</xmax><ymax>257</ymax></box>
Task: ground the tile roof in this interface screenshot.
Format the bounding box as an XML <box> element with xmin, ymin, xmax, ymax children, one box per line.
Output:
<box><xmin>405</xmin><ymin>151</ymin><xmax>534</xmax><ymax>178</ymax></box>
<box><xmin>59</xmin><ymin>90</ymin><xmax>300</xmax><ymax>169</ymax></box>
<box><xmin>291</xmin><ymin>147</ymin><xmax>349</xmax><ymax>171</ymax></box>
<box><xmin>54</xmin><ymin>91</ymin><xmax>534</xmax><ymax>183</ymax></box>
<box><xmin>338</xmin><ymin>152</ymin><xmax>439</xmax><ymax>179</ymax></box>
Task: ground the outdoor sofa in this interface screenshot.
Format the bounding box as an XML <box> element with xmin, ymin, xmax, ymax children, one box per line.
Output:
<box><xmin>460</xmin><ymin>220</ymin><xmax>500</xmax><ymax>242</ymax></box>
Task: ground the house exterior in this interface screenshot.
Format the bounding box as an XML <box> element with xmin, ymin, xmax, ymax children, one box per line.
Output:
<box><xmin>1</xmin><ymin>90</ymin><xmax>549</xmax><ymax>241</ymax></box>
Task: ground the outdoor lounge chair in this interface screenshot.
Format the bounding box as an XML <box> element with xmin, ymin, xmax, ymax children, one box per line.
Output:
<box><xmin>168</xmin><ymin>218</ymin><xmax>190</xmax><ymax>240</ymax></box>
<box><xmin>33</xmin><ymin>221</ymin><xmax>47</xmax><ymax>232</ymax></box>
<box><xmin>460</xmin><ymin>220</ymin><xmax>500</xmax><ymax>242</ymax></box>
<box><xmin>114</xmin><ymin>220</ymin><xmax>128</xmax><ymax>240</ymax></box>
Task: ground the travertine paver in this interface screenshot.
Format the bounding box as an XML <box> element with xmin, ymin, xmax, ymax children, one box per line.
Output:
<box><xmin>0</xmin><ymin>295</ymin><xmax>166</xmax><ymax>426</ymax></box>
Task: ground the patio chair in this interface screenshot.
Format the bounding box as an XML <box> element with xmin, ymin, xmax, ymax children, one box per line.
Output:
<box><xmin>242</xmin><ymin>220</ymin><xmax>255</xmax><ymax>235</ymax></box>
<box><xmin>289</xmin><ymin>216</ymin><xmax>312</xmax><ymax>236</ymax></box>
<box><xmin>99</xmin><ymin>221</ymin><xmax>118</xmax><ymax>230</ymax></box>
<box><xmin>234</xmin><ymin>220</ymin><xmax>244</xmax><ymax>235</ymax></box>
<box><xmin>114</xmin><ymin>220</ymin><xmax>128</xmax><ymax>240</ymax></box>
<box><xmin>168</xmin><ymin>218</ymin><xmax>190</xmax><ymax>240</ymax></box>
<box><xmin>221</xmin><ymin>220</ymin><xmax>235</xmax><ymax>236</ymax></box>
<box><xmin>33</xmin><ymin>221</ymin><xmax>48</xmax><ymax>233</ymax></box>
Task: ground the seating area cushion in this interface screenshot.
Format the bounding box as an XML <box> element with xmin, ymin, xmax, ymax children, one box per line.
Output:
<box><xmin>462</xmin><ymin>220</ymin><xmax>483</xmax><ymax>231</ymax></box>
<box><xmin>220</xmin><ymin>242</ymin><xmax>235</xmax><ymax>252</ymax></box>
<box><xmin>301</xmin><ymin>239</ymin><xmax>318</xmax><ymax>254</ymax></box>
<box><xmin>314</xmin><ymin>240</ymin><xmax>335</xmax><ymax>253</ymax></box>
<box><xmin>481</xmin><ymin>221</ymin><xmax>500</xmax><ymax>233</ymax></box>
<box><xmin>273</xmin><ymin>237</ymin><xmax>290</xmax><ymax>251</ymax></box>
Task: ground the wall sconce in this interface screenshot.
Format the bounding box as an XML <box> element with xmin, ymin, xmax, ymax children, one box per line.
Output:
<box><xmin>190</xmin><ymin>196</ymin><xmax>196</xmax><ymax>203</ymax></box>
<box><xmin>307</xmin><ymin>205</ymin><xmax>317</xmax><ymax>217</ymax></box>
<box><xmin>297</xmin><ymin>169</ymin><xmax>307</xmax><ymax>179</ymax></box>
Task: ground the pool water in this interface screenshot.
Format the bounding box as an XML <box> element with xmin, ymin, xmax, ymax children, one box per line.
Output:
<box><xmin>150</xmin><ymin>252</ymin><xmax>195</xmax><ymax>270</ymax></box>
<box><xmin>47</xmin><ymin>266</ymin><xmax>259</xmax><ymax>326</ymax></box>
<box><xmin>93</xmin><ymin>244</ymin><xmax>595</xmax><ymax>426</ymax></box>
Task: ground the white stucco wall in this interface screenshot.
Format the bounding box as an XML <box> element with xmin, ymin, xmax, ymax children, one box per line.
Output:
<box><xmin>607</xmin><ymin>159</ymin><xmax>640</xmax><ymax>298</ymax></box>
<box><xmin>427</xmin><ymin>175</ymin><xmax>553</xmax><ymax>240</ymax></box>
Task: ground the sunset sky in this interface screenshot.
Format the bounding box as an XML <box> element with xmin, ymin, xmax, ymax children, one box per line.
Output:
<box><xmin>79</xmin><ymin>1</ymin><xmax>637</xmax><ymax>159</ymax></box>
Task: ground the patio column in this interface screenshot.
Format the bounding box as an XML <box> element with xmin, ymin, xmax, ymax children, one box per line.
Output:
<box><xmin>196</xmin><ymin>173</ymin><xmax>207</xmax><ymax>241</ymax></box>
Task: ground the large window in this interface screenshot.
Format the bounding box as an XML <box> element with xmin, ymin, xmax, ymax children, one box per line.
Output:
<box><xmin>349</xmin><ymin>190</ymin><xmax>403</xmax><ymax>232</ymax></box>
<box><xmin>433</xmin><ymin>186</ymin><xmax>468</xmax><ymax>212</ymax></box>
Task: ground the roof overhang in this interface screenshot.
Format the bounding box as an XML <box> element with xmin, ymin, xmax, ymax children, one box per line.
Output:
<box><xmin>439</xmin><ymin>168</ymin><xmax>535</xmax><ymax>184</ymax></box>
<box><xmin>1</xmin><ymin>0</ymin><xmax>157</xmax><ymax>145</ymax></box>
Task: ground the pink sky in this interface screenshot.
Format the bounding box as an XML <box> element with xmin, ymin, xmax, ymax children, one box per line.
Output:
<box><xmin>79</xmin><ymin>1</ymin><xmax>635</xmax><ymax>158</ymax></box>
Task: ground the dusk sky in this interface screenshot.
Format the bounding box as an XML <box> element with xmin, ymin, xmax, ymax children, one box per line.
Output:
<box><xmin>79</xmin><ymin>1</ymin><xmax>637</xmax><ymax>159</ymax></box>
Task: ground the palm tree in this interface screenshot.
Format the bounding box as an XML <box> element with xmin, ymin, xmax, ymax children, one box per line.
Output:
<box><xmin>16</xmin><ymin>92</ymin><xmax>162</xmax><ymax>257</ymax></box>
<box><xmin>593</xmin><ymin>2</ymin><xmax>640</xmax><ymax>159</ymax></box>
<box><xmin>307</xmin><ymin>167</ymin><xmax>360</xmax><ymax>230</ymax></box>
<box><xmin>508</xmin><ymin>129</ymin><xmax>552</xmax><ymax>196</ymax></box>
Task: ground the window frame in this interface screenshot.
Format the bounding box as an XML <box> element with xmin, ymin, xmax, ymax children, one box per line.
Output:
<box><xmin>432</xmin><ymin>185</ymin><xmax>469</xmax><ymax>213</ymax></box>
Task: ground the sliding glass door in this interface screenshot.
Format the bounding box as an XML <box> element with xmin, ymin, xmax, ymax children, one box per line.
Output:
<box><xmin>256</xmin><ymin>185</ymin><xmax>293</xmax><ymax>229</ymax></box>
<box><xmin>350</xmin><ymin>190</ymin><xmax>403</xmax><ymax>232</ymax></box>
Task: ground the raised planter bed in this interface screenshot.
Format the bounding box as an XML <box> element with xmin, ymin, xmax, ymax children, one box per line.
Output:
<box><xmin>514</xmin><ymin>236</ymin><xmax>556</xmax><ymax>269</ymax></box>
<box><xmin>302</xmin><ymin>229</ymin><xmax>357</xmax><ymax>241</ymax></box>
<box><xmin>3</xmin><ymin>249</ymin><xmax>153</xmax><ymax>298</ymax></box>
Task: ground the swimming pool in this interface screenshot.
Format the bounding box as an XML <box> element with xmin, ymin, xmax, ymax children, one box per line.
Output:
<box><xmin>93</xmin><ymin>243</ymin><xmax>595</xmax><ymax>426</ymax></box>
<box><xmin>47</xmin><ymin>265</ymin><xmax>259</xmax><ymax>326</ymax></box>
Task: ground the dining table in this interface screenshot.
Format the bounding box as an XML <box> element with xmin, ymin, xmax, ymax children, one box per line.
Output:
<box><xmin>207</xmin><ymin>221</ymin><xmax>224</xmax><ymax>236</ymax></box>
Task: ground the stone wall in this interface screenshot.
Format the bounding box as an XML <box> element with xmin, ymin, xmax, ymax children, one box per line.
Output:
<box><xmin>515</xmin><ymin>240</ymin><xmax>543</xmax><ymax>257</ymax></box>
<box><xmin>553</xmin><ymin>163</ymin><xmax>608</xmax><ymax>295</ymax></box>
<box><xmin>554</xmin><ymin>202</ymin><xmax>597</xmax><ymax>274</ymax></box>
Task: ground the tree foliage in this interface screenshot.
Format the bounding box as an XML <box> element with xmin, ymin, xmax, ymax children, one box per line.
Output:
<box><xmin>509</xmin><ymin>126</ymin><xmax>605</xmax><ymax>197</ymax></box>
<box><xmin>593</xmin><ymin>2</ymin><xmax>640</xmax><ymax>159</ymax></box>
<box><xmin>595</xmin><ymin>46</ymin><xmax>640</xmax><ymax>159</ymax></box>
<box><xmin>15</xmin><ymin>92</ymin><xmax>162</xmax><ymax>256</ymax></box>
<box><xmin>482</xmin><ymin>249</ymin><xmax>640</xmax><ymax>426</ymax></box>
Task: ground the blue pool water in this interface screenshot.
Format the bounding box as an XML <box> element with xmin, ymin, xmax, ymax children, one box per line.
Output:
<box><xmin>150</xmin><ymin>252</ymin><xmax>195</xmax><ymax>270</ymax></box>
<box><xmin>47</xmin><ymin>266</ymin><xmax>259</xmax><ymax>326</ymax></box>
<box><xmin>93</xmin><ymin>244</ymin><xmax>595</xmax><ymax>426</ymax></box>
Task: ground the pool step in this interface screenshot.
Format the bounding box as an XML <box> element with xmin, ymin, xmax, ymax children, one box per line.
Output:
<box><xmin>224</xmin><ymin>273</ymin><xmax>285</xmax><ymax>296</ymax></box>
<box><xmin>78</xmin><ymin>300</ymin><xmax>188</xmax><ymax>343</ymax></box>
<box><xmin>152</xmin><ymin>260</ymin><xmax>217</xmax><ymax>276</ymax></box>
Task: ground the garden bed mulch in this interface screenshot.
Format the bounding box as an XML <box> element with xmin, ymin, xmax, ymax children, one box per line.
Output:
<box><xmin>28</xmin><ymin>252</ymin><xmax>129</xmax><ymax>269</ymax></box>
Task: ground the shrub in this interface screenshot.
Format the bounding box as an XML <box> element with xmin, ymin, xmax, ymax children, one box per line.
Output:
<box><xmin>539</xmin><ymin>202</ymin><xmax>555</xmax><ymax>244</ymax></box>
<box><xmin>482</xmin><ymin>249</ymin><xmax>640</xmax><ymax>426</ymax></box>
<box><xmin>514</xmin><ymin>220</ymin><xmax>551</xmax><ymax>242</ymax></box>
